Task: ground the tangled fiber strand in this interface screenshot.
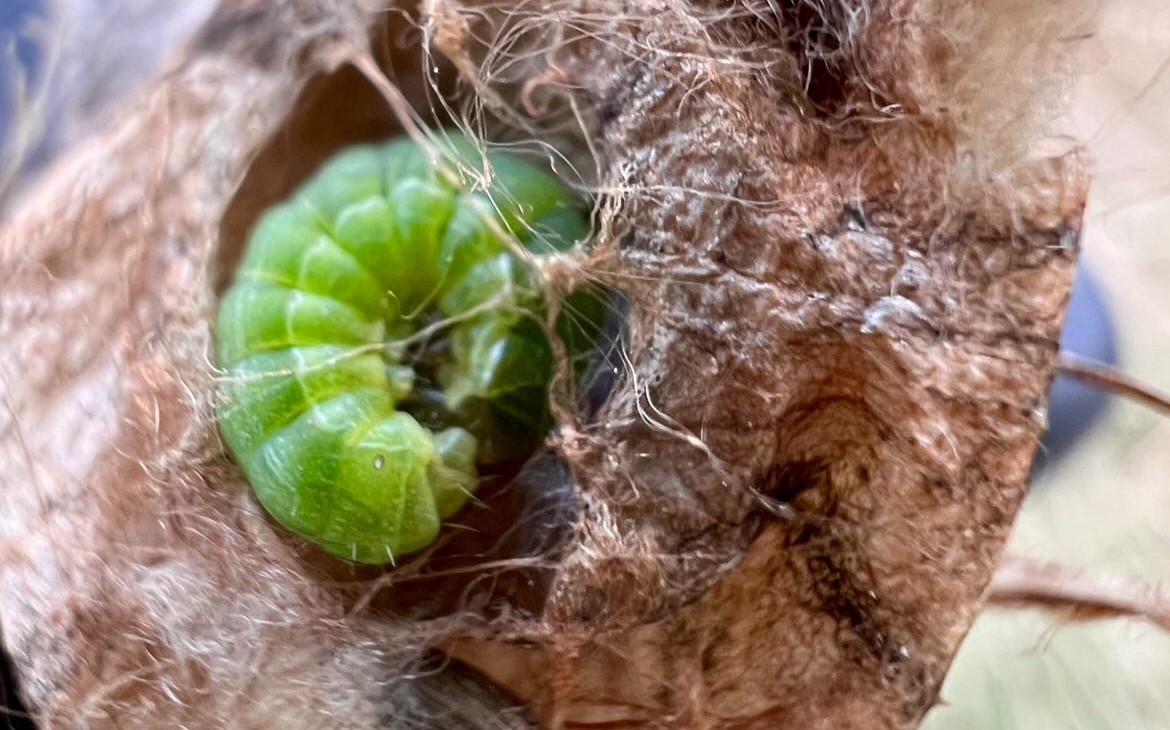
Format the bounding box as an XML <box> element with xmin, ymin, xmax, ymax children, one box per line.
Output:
<box><xmin>0</xmin><ymin>0</ymin><xmax>1097</xmax><ymax>728</ymax></box>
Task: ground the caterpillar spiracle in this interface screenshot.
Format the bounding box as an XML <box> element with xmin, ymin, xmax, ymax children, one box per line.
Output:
<box><xmin>216</xmin><ymin>134</ymin><xmax>601</xmax><ymax>565</ymax></box>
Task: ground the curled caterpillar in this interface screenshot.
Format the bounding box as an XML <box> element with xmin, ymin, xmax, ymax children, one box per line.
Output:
<box><xmin>216</xmin><ymin>134</ymin><xmax>599</xmax><ymax>564</ymax></box>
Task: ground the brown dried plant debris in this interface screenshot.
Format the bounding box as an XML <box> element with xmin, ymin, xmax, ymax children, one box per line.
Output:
<box><xmin>989</xmin><ymin>557</ymin><xmax>1170</xmax><ymax>632</ymax></box>
<box><xmin>0</xmin><ymin>0</ymin><xmax>1093</xmax><ymax>728</ymax></box>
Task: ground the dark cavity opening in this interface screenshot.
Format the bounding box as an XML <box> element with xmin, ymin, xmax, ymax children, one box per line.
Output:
<box><xmin>214</xmin><ymin>8</ymin><xmax>628</xmax><ymax>625</ymax></box>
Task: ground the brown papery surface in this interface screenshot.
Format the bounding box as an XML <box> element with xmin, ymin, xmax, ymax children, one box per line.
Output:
<box><xmin>0</xmin><ymin>0</ymin><xmax>1092</xmax><ymax>728</ymax></box>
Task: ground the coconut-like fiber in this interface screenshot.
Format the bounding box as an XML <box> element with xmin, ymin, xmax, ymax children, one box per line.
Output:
<box><xmin>0</xmin><ymin>0</ymin><xmax>1094</xmax><ymax>728</ymax></box>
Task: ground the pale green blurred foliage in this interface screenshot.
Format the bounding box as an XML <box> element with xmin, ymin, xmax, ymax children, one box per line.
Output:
<box><xmin>929</xmin><ymin>610</ymin><xmax>1170</xmax><ymax>730</ymax></box>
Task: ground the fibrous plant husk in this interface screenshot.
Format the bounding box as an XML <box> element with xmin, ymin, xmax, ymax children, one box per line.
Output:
<box><xmin>0</xmin><ymin>0</ymin><xmax>1092</xmax><ymax>728</ymax></box>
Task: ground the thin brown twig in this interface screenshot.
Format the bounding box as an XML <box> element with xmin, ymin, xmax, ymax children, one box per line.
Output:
<box><xmin>1057</xmin><ymin>352</ymin><xmax>1170</xmax><ymax>418</ymax></box>
<box><xmin>989</xmin><ymin>556</ymin><xmax>1170</xmax><ymax>631</ymax></box>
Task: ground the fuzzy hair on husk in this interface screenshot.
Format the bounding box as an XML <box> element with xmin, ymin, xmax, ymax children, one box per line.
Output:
<box><xmin>0</xmin><ymin>0</ymin><xmax>1093</xmax><ymax>728</ymax></box>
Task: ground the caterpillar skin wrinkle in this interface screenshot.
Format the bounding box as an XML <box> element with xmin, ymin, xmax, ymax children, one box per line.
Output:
<box><xmin>216</xmin><ymin>135</ymin><xmax>594</xmax><ymax>565</ymax></box>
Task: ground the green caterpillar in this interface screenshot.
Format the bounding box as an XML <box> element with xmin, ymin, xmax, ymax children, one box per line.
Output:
<box><xmin>216</xmin><ymin>134</ymin><xmax>598</xmax><ymax>565</ymax></box>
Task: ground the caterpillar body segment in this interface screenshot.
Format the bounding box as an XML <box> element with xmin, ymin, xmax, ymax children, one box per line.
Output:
<box><xmin>216</xmin><ymin>135</ymin><xmax>594</xmax><ymax>564</ymax></box>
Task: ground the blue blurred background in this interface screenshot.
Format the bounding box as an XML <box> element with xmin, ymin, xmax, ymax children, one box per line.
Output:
<box><xmin>0</xmin><ymin>0</ymin><xmax>47</xmax><ymax>181</ymax></box>
<box><xmin>1035</xmin><ymin>270</ymin><xmax>1118</xmax><ymax>473</ymax></box>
